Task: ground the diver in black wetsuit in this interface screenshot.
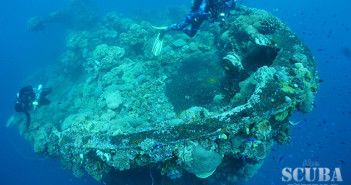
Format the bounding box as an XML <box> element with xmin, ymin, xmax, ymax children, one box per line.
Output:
<box><xmin>163</xmin><ymin>0</ymin><xmax>236</xmax><ymax>37</ymax></box>
<box><xmin>152</xmin><ymin>0</ymin><xmax>236</xmax><ymax>55</ymax></box>
<box><xmin>15</xmin><ymin>85</ymin><xmax>52</xmax><ymax>129</ymax></box>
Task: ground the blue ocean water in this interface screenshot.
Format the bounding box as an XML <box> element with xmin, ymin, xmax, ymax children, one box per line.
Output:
<box><xmin>0</xmin><ymin>0</ymin><xmax>350</xmax><ymax>185</ymax></box>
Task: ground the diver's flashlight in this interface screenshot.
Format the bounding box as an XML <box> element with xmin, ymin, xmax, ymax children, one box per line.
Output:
<box><xmin>219</xmin><ymin>13</ymin><xmax>226</xmax><ymax>22</ymax></box>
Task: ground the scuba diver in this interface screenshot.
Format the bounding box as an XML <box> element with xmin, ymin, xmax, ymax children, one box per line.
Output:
<box><xmin>15</xmin><ymin>85</ymin><xmax>52</xmax><ymax>129</ymax></box>
<box><xmin>152</xmin><ymin>0</ymin><xmax>236</xmax><ymax>55</ymax></box>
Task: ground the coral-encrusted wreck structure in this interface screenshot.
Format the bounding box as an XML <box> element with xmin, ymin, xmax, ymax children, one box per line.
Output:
<box><xmin>10</xmin><ymin>5</ymin><xmax>319</xmax><ymax>184</ymax></box>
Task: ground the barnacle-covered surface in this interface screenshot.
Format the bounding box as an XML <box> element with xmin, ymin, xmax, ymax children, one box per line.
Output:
<box><xmin>12</xmin><ymin>5</ymin><xmax>318</xmax><ymax>184</ymax></box>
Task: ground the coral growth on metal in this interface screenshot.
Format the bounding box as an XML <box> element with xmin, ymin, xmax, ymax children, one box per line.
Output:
<box><xmin>13</xmin><ymin>5</ymin><xmax>318</xmax><ymax>184</ymax></box>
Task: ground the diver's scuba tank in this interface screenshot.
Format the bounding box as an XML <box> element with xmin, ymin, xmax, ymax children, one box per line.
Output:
<box><xmin>33</xmin><ymin>84</ymin><xmax>42</xmax><ymax>110</ymax></box>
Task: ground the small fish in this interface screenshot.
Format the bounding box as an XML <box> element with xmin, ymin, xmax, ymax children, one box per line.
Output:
<box><xmin>245</xmin><ymin>138</ymin><xmax>257</xmax><ymax>141</ymax></box>
<box><xmin>152</xmin><ymin>143</ymin><xmax>163</xmax><ymax>150</ymax></box>
<box><xmin>289</xmin><ymin>120</ymin><xmax>301</xmax><ymax>126</ymax></box>
<box><xmin>296</xmin><ymin>97</ymin><xmax>304</xmax><ymax>101</ymax></box>
<box><xmin>242</xmin><ymin>154</ymin><xmax>246</xmax><ymax>170</ymax></box>
<box><xmin>342</xmin><ymin>47</ymin><xmax>351</xmax><ymax>57</ymax></box>
<box><xmin>340</xmin><ymin>142</ymin><xmax>346</xmax><ymax>145</ymax></box>
<box><xmin>341</xmin><ymin>160</ymin><xmax>345</xmax><ymax>165</ymax></box>
<box><xmin>270</xmin><ymin>108</ymin><xmax>274</xmax><ymax>114</ymax></box>
<box><xmin>279</xmin><ymin>154</ymin><xmax>292</xmax><ymax>166</ymax></box>
<box><xmin>200</xmin><ymin>110</ymin><xmax>205</xmax><ymax>119</ymax></box>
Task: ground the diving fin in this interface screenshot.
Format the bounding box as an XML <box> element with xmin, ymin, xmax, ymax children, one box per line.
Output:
<box><xmin>152</xmin><ymin>26</ymin><xmax>168</xmax><ymax>30</ymax></box>
<box><xmin>152</xmin><ymin>32</ymin><xmax>164</xmax><ymax>56</ymax></box>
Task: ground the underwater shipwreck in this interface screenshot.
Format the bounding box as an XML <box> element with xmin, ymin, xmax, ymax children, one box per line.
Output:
<box><xmin>10</xmin><ymin>4</ymin><xmax>319</xmax><ymax>184</ymax></box>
